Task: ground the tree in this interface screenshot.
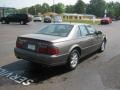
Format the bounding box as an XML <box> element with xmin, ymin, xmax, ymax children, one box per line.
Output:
<box><xmin>19</xmin><ymin>8</ymin><xmax>28</xmax><ymax>14</ymax></box>
<box><xmin>41</xmin><ymin>3</ymin><xmax>51</xmax><ymax>14</ymax></box>
<box><xmin>106</xmin><ymin>2</ymin><xmax>120</xmax><ymax>19</ymax></box>
<box><xmin>28</xmin><ymin>6</ymin><xmax>36</xmax><ymax>15</ymax></box>
<box><xmin>74</xmin><ymin>0</ymin><xmax>85</xmax><ymax>14</ymax></box>
<box><xmin>51</xmin><ymin>3</ymin><xmax>65</xmax><ymax>14</ymax></box>
<box><xmin>113</xmin><ymin>2</ymin><xmax>120</xmax><ymax>19</ymax></box>
<box><xmin>65</xmin><ymin>5</ymin><xmax>75</xmax><ymax>13</ymax></box>
<box><xmin>106</xmin><ymin>2</ymin><xmax>115</xmax><ymax>18</ymax></box>
<box><xmin>87</xmin><ymin>0</ymin><xmax>106</xmax><ymax>17</ymax></box>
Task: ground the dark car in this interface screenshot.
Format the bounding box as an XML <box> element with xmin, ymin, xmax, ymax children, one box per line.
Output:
<box><xmin>14</xmin><ymin>23</ymin><xmax>107</xmax><ymax>70</ymax></box>
<box><xmin>0</xmin><ymin>14</ymin><xmax>32</xmax><ymax>25</ymax></box>
<box><xmin>44</xmin><ymin>16</ymin><xmax>51</xmax><ymax>23</ymax></box>
<box><xmin>101</xmin><ymin>17</ymin><xmax>112</xmax><ymax>24</ymax></box>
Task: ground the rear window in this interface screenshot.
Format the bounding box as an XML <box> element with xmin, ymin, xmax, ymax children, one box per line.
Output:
<box><xmin>36</xmin><ymin>24</ymin><xmax>73</xmax><ymax>37</ymax></box>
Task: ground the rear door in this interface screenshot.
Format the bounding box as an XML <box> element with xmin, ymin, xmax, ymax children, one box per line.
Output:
<box><xmin>77</xmin><ymin>25</ymin><xmax>94</xmax><ymax>57</ymax></box>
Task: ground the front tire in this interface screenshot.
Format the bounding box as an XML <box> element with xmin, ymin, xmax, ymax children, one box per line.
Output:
<box><xmin>1</xmin><ymin>20</ymin><xmax>6</xmax><ymax>24</ymax></box>
<box><xmin>66</xmin><ymin>49</ymin><xmax>80</xmax><ymax>70</ymax></box>
<box><xmin>99</xmin><ymin>41</ymin><xmax>106</xmax><ymax>52</ymax></box>
<box><xmin>20</xmin><ymin>21</ymin><xmax>26</xmax><ymax>25</ymax></box>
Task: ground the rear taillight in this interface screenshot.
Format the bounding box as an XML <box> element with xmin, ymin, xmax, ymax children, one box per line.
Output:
<box><xmin>38</xmin><ymin>46</ymin><xmax>60</xmax><ymax>55</ymax></box>
<box><xmin>47</xmin><ymin>48</ymin><xmax>60</xmax><ymax>55</ymax></box>
<box><xmin>16</xmin><ymin>38</ymin><xmax>26</xmax><ymax>48</ymax></box>
<box><xmin>16</xmin><ymin>42</ymin><xmax>23</xmax><ymax>48</ymax></box>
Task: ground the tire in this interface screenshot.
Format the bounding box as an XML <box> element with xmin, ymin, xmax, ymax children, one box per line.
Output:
<box><xmin>66</xmin><ymin>49</ymin><xmax>80</xmax><ymax>70</ymax></box>
<box><xmin>20</xmin><ymin>21</ymin><xmax>26</xmax><ymax>25</ymax></box>
<box><xmin>6</xmin><ymin>21</ymin><xmax>9</xmax><ymax>24</ymax></box>
<box><xmin>1</xmin><ymin>20</ymin><xmax>6</xmax><ymax>24</ymax></box>
<box><xmin>98</xmin><ymin>40</ymin><xmax>106</xmax><ymax>52</ymax></box>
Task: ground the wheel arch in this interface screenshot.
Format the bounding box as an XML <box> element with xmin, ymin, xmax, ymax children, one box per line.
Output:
<box><xmin>69</xmin><ymin>45</ymin><xmax>81</xmax><ymax>55</ymax></box>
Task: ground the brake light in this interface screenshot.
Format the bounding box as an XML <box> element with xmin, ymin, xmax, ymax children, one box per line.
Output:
<box><xmin>47</xmin><ymin>48</ymin><xmax>60</xmax><ymax>55</ymax></box>
<box><xmin>38</xmin><ymin>47</ymin><xmax>60</xmax><ymax>55</ymax></box>
<box><xmin>16</xmin><ymin>38</ymin><xmax>26</xmax><ymax>48</ymax></box>
<box><xmin>16</xmin><ymin>42</ymin><xmax>23</xmax><ymax>48</ymax></box>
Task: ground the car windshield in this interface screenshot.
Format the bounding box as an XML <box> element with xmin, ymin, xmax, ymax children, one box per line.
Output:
<box><xmin>34</xmin><ymin>15</ymin><xmax>39</xmax><ymax>17</ymax></box>
<box><xmin>54</xmin><ymin>16</ymin><xmax>62</xmax><ymax>20</ymax></box>
<box><xmin>36</xmin><ymin>24</ymin><xmax>73</xmax><ymax>37</ymax></box>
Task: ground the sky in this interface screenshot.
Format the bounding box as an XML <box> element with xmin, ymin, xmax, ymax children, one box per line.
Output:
<box><xmin>0</xmin><ymin>0</ymin><xmax>120</xmax><ymax>9</ymax></box>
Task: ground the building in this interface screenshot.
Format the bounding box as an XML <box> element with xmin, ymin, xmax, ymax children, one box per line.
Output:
<box><xmin>63</xmin><ymin>13</ymin><xmax>96</xmax><ymax>20</ymax></box>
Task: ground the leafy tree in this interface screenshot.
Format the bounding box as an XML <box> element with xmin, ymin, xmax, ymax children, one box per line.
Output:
<box><xmin>28</xmin><ymin>6</ymin><xmax>36</xmax><ymax>15</ymax></box>
<box><xmin>19</xmin><ymin>8</ymin><xmax>28</xmax><ymax>14</ymax></box>
<box><xmin>87</xmin><ymin>0</ymin><xmax>106</xmax><ymax>17</ymax></box>
<box><xmin>41</xmin><ymin>3</ymin><xmax>51</xmax><ymax>14</ymax></box>
<box><xmin>106</xmin><ymin>2</ymin><xmax>120</xmax><ymax>19</ymax></box>
<box><xmin>106</xmin><ymin>2</ymin><xmax>115</xmax><ymax>18</ymax></box>
<box><xmin>74</xmin><ymin>0</ymin><xmax>85</xmax><ymax>14</ymax></box>
<box><xmin>65</xmin><ymin>5</ymin><xmax>75</xmax><ymax>13</ymax></box>
<box><xmin>113</xmin><ymin>2</ymin><xmax>120</xmax><ymax>19</ymax></box>
<box><xmin>51</xmin><ymin>3</ymin><xmax>65</xmax><ymax>14</ymax></box>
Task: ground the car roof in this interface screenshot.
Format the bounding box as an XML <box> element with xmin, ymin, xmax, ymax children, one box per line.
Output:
<box><xmin>49</xmin><ymin>23</ymin><xmax>90</xmax><ymax>26</ymax></box>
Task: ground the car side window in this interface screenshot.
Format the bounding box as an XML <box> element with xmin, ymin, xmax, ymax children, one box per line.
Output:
<box><xmin>79</xmin><ymin>25</ymin><xmax>88</xmax><ymax>37</ymax></box>
<box><xmin>86</xmin><ymin>25</ymin><xmax>96</xmax><ymax>34</ymax></box>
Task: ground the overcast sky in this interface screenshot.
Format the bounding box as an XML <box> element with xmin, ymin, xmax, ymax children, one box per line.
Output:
<box><xmin>0</xmin><ymin>0</ymin><xmax>120</xmax><ymax>9</ymax></box>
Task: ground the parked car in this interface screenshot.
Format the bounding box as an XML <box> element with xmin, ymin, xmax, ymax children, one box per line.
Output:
<box><xmin>44</xmin><ymin>16</ymin><xmax>51</xmax><ymax>23</ymax></box>
<box><xmin>53</xmin><ymin>15</ymin><xmax>62</xmax><ymax>23</ymax></box>
<box><xmin>101</xmin><ymin>17</ymin><xmax>112</xmax><ymax>24</ymax></box>
<box><xmin>0</xmin><ymin>14</ymin><xmax>32</xmax><ymax>25</ymax></box>
<box><xmin>14</xmin><ymin>23</ymin><xmax>107</xmax><ymax>70</ymax></box>
<box><xmin>33</xmin><ymin>15</ymin><xmax>42</xmax><ymax>22</ymax></box>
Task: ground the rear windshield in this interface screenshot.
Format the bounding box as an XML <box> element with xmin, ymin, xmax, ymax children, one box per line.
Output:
<box><xmin>36</xmin><ymin>24</ymin><xmax>73</xmax><ymax>37</ymax></box>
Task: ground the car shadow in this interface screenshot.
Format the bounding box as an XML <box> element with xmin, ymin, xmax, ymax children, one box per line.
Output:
<box><xmin>1</xmin><ymin>60</ymin><xmax>70</xmax><ymax>84</ymax></box>
<box><xmin>0</xmin><ymin>51</ymin><xmax>99</xmax><ymax>84</ymax></box>
<box><xmin>0</xmin><ymin>23</ymin><xmax>29</xmax><ymax>25</ymax></box>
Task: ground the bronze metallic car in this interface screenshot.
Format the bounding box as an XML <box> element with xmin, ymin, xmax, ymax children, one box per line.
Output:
<box><xmin>14</xmin><ymin>23</ymin><xmax>106</xmax><ymax>70</ymax></box>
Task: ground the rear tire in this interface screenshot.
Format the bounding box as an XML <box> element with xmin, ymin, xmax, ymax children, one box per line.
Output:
<box><xmin>66</xmin><ymin>49</ymin><xmax>80</xmax><ymax>70</ymax></box>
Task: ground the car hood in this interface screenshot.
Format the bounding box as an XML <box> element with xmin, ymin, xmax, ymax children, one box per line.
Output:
<box><xmin>20</xmin><ymin>34</ymin><xmax>69</xmax><ymax>43</ymax></box>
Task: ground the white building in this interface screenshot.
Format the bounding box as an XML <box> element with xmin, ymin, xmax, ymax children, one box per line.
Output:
<box><xmin>63</xmin><ymin>13</ymin><xmax>96</xmax><ymax>20</ymax></box>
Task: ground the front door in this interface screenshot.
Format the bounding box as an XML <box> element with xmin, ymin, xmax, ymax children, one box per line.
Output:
<box><xmin>77</xmin><ymin>25</ymin><xmax>94</xmax><ymax>57</ymax></box>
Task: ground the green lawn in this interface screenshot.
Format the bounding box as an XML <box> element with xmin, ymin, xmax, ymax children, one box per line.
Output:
<box><xmin>63</xmin><ymin>19</ymin><xmax>100</xmax><ymax>25</ymax></box>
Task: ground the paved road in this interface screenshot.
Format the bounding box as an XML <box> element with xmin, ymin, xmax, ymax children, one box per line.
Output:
<box><xmin>0</xmin><ymin>21</ymin><xmax>120</xmax><ymax>90</ymax></box>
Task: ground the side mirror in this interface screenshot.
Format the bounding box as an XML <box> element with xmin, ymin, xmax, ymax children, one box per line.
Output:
<box><xmin>95</xmin><ymin>31</ymin><xmax>102</xmax><ymax>35</ymax></box>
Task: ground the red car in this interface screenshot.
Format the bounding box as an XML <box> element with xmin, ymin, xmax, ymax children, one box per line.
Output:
<box><xmin>101</xmin><ymin>17</ymin><xmax>112</xmax><ymax>24</ymax></box>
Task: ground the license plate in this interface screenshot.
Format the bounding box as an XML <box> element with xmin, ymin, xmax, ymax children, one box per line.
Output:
<box><xmin>28</xmin><ymin>44</ymin><xmax>35</xmax><ymax>50</ymax></box>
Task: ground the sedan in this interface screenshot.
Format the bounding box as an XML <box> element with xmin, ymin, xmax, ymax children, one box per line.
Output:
<box><xmin>14</xmin><ymin>23</ymin><xmax>107</xmax><ymax>70</ymax></box>
<box><xmin>33</xmin><ymin>15</ymin><xmax>42</xmax><ymax>22</ymax></box>
<box><xmin>101</xmin><ymin>17</ymin><xmax>112</xmax><ymax>24</ymax></box>
<box><xmin>44</xmin><ymin>16</ymin><xmax>51</xmax><ymax>23</ymax></box>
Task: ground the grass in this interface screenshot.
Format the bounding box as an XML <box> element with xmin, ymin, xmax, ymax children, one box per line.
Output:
<box><xmin>63</xmin><ymin>19</ymin><xmax>100</xmax><ymax>25</ymax></box>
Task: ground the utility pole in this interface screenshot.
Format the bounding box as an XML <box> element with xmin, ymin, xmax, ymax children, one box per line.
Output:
<box><xmin>26</xmin><ymin>8</ymin><xmax>29</xmax><ymax>14</ymax></box>
<box><xmin>53</xmin><ymin>0</ymin><xmax>55</xmax><ymax>23</ymax></box>
<box><xmin>104</xmin><ymin>9</ymin><xmax>107</xmax><ymax>18</ymax></box>
<box><xmin>53</xmin><ymin>0</ymin><xmax>55</xmax><ymax>14</ymax></box>
<box><xmin>35</xmin><ymin>7</ymin><xmax>36</xmax><ymax>15</ymax></box>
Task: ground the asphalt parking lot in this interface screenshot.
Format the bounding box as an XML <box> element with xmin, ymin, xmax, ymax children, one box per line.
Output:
<box><xmin>0</xmin><ymin>21</ymin><xmax>120</xmax><ymax>90</ymax></box>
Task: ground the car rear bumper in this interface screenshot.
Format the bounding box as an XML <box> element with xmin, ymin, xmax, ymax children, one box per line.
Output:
<box><xmin>101</xmin><ymin>20</ymin><xmax>109</xmax><ymax>24</ymax></box>
<box><xmin>33</xmin><ymin>19</ymin><xmax>42</xmax><ymax>21</ymax></box>
<box><xmin>14</xmin><ymin>48</ymin><xmax>68</xmax><ymax>66</ymax></box>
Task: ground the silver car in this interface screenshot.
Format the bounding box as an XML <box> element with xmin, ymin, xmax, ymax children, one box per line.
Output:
<box><xmin>14</xmin><ymin>23</ymin><xmax>106</xmax><ymax>70</ymax></box>
<box><xmin>53</xmin><ymin>15</ymin><xmax>62</xmax><ymax>23</ymax></box>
